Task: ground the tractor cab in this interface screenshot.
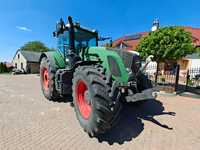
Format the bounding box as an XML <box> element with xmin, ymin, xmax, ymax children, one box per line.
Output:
<box><xmin>53</xmin><ymin>17</ymin><xmax>98</xmax><ymax>58</ymax></box>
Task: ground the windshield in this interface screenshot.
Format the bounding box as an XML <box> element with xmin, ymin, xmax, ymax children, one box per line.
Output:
<box><xmin>75</xmin><ymin>37</ymin><xmax>97</xmax><ymax>50</ymax></box>
<box><xmin>57</xmin><ymin>31</ymin><xmax>69</xmax><ymax>54</ymax></box>
<box><xmin>74</xmin><ymin>28</ymin><xmax>97</xmax><ymax>50</ymax></box>
<box><xmin>57</xmin><ymin>28</ymin><xmax>97</xmax><ymax>55</ymax></box>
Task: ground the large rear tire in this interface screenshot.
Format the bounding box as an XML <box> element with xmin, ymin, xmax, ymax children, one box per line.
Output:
<box><xmin>40</xmin><ymin>57</ymin><xmax>60</xmax><ymax>101</ymax></box>
<box><xmin>72</xmin><ymin>65</ymin><xmax>122</xmax><ymax>136</ymax></box>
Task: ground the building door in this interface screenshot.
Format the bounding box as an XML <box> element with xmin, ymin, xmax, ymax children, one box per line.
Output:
<box><xmin>21</xmin><ymin>63</ymin><xmax>23</xmax><ymax>70</ymax></box>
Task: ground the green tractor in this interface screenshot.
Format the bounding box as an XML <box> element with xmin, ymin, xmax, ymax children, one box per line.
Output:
<box><xmin>39</xmin><ymin>16</ymin><xmax>156</xmax><ymax>136</ymax></box>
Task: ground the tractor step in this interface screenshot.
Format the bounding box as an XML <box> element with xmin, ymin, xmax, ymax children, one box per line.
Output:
<box><xmin>125</xmin><ymin>88</ymin><xmax>157</xmax><ymax>103</ymax></box>
<box><xmin>55</xmin><ymin>69</ymin><xmax>73</xmax><ymax>95</ymax></box>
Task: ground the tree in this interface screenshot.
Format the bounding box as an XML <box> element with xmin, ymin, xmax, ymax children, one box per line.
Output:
<box><xmin>136</xmin><ymin>26</ymin><xmax>195</xmax><ymax>62</ymax></box>
<box><xmin>196</xmin><ymin>47</ymin><xmax>200</xmax><ymax>57</ymax></box>
<box><xmin>20</xmin><ymin>41</ymin><xmax>52</xmax><ymax>52</ymax></box>
<box><xmin>137</xmin><ymin>26</ymin><xmax>196</xmax><ymax>83</ymax></box>
<box><xmin>0</xmin><ymin>63</ymin><xmax>3</xmax><ymax>73</ymax></box>
<box><xmin>0</xmin><ymin>62</ymin><xmax>8</xmax><ymax>73</ymax></box>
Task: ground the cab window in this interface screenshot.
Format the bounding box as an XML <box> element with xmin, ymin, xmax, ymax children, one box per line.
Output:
<box><xmin>57</xmin><ymin>31</ymin><xmax>69</xmax><ymax>54</ymax></box>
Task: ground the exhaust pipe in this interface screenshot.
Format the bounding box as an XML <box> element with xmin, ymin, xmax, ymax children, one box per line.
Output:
<box><xmin>68</xmin><ymin>16</ymin><xmax>75</xmax><ymax>52</ymax></box>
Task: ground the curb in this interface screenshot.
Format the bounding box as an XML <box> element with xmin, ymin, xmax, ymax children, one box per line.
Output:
<box><xmin>158</xmin><ymin>91</ymin><xmax>200</xmax><ymax>99</ymax></box>
<box><xmin>179</xmin><ymin>92</ymin><xmax>200</xmax><ymax>99</ymax></box>
<box><xmin>157</xmin><ymin>91</ymin><xmax>177</xmax><ymax>97</ymax></box>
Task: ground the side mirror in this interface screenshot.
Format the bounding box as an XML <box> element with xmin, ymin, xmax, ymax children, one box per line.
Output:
<box><xmin>53</xmin><ymin>32</ymin><xmax>56</xmax><ymax>37</ymax></box>
<box><xmin>55</xmin><ymin>19</ymin><xmax>65</xmax><ymax>35</ymax></box>
<box><xmin>56</xmin><ymin>22</ymin><xmax>62</xmax><ymax>32</ymax></box>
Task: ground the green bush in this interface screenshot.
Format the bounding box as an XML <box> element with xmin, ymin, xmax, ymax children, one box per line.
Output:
<box><xmin>137</xmin><ymin>26</ymin><xmax>195</xmax><ymax>62</ymax></box>
<box><xmin>187</xmin><ymin>79</ymin><xmax>194</xmax><ymax>86</ymax></box>
<box><xmin>20</xmin><ymin>41</ymin><xmax>53</xmax><ymax>52</ymax></box>
<box><xmin>161</xmin><ymin>77</ymin><xmax>166</xmax><ymax>83</ymax></box>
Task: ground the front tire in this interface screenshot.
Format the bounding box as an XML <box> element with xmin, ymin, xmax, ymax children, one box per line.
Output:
<box><xmin>72</xmin><ymin>65</ymin><xmax>122</xmax><ymax>136</ymax></box>
<box><xmin>40</xmin><ymin>57</ymin><xmax>60</xmax><ymax>101</ymax></box>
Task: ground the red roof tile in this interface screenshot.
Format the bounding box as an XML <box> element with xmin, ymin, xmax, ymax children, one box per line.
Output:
<box><xmin>113</xmin><ymin>27</ymin><xmax>200</xmax><ymax>50</ymax></box>
<box><xmin>184</xmin><ymin>27</ymin><xmax>200</xmax><ymax>46</ymax></box>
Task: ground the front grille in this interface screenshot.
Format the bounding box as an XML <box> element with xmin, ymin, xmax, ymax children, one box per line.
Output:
<box><xmin>121</xmin><ymin>51</ymin><xmax>134</xmax><ymax>69</ymax></box>
<box><xmin>107</xmin><ymin>56</ymin><xmax>121</xmax><ymax>77</ymax></box>
<box><xmin>107</xmin><ymin>48</ymin><xmax>141</xmax><ymax>74</ymax></box>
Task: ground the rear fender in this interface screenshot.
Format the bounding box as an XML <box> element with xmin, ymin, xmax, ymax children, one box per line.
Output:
<box><xmin>39</xmin><ymin>51</ymin><xmax>66</xmax><ymax>70</ymax></box>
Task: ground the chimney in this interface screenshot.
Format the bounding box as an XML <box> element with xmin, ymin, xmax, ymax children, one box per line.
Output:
<box><xmin>151</xmin><ymin>19</ymin><xmax>159</xmax><ymax>32</ymax></box>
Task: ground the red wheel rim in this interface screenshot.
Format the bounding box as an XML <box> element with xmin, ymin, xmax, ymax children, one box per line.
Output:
<box><xmin>76</xmin><ymin>80</ymin><xmax>92</xmax><ymax>120</ymax></box>
<box><xmin>43</xmin><ymin>68</ymin><xmax>49</xmax><ymax>91</ymax></box>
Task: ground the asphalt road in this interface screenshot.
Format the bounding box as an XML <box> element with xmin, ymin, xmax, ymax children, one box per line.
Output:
<box><xmin>0</xmin><ymin>74</ymin><xmax>200</xmax><ymax>150</ymax></box>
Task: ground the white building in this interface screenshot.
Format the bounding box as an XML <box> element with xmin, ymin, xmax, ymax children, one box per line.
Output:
<box><xmin>12</xmin><ymin>50</ymin><xmax>41</xmax><ymax>73</ymax></box>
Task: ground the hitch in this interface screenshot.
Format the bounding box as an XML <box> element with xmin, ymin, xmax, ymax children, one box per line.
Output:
<box><xmin>126</xmin><ymin>88</ymin><xmax>158</xmax><ymax>103</ymax></box>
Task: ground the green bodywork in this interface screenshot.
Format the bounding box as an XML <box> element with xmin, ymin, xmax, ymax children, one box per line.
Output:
<box><xmin>52</xmin><ymin>51</ymin><xmax>66</xmax><ymax>68</ymax></box>
<box><xmin>44</xmin><ymin>47</ymin><xmax>129</xmax><ymax>86</ymax></box>
<box><xmin>83</xmin><ymin>47</ymin><xmax>129</xmax><ymax>85</ymax></box>
<box><xmin>42</xmin><ymin>51</ymin><xmax>65</xmax><ymax>69</ymax></box>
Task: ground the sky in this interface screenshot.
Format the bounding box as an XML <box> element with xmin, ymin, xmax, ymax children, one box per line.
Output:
<box><xmin>0</xmin><ymin>0</ymin><xmax>200</xmax><ymax>62</ymax></box>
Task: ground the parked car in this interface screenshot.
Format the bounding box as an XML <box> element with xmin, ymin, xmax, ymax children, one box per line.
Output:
<box><xmin>12</xmin><ymin>68</ymin><xmax>25</xmax><ymax>75</ymax></box>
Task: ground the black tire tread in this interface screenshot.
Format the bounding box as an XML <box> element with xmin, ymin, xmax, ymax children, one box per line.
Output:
<box><xmin>72</xmin><ymin>65</ymin><xmax>122</xmax><ymax>135</ymax></box>
<box><xmin>40</xmin><ymin>57</ymin><xmax>60</xmax><ymax>101</ymax></box>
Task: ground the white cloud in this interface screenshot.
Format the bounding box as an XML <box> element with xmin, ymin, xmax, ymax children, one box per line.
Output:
<box><xmin>16</xmin><ymin>26</ymin><xmax>32</xmax><ymax>32</ymax></box>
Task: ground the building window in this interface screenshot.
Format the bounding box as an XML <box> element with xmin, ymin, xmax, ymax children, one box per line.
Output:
<box><xmin>21</xmin><ymin>63</ymin><xmax>23</xmax><ymax>70</ymax></box>
<box><xmin>15</xmin><ymin>63</ymin><xmax>17</xmax><ymax>68</ymax></box>
<box><xmin>18</xmin><ymin>54</ymin><xmax>20</xmax><ymax>59</ymax></box>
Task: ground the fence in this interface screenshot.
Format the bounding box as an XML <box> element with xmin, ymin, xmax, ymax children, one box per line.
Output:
<box><xmin>185</xmin><ymin>67</ymin><xmax>200</xmax><ymax>94</ymax></box>
<box><xmin>145</xmin><ymin>63</ymin><xmax>200</xmax><ymax>94</ymax></box>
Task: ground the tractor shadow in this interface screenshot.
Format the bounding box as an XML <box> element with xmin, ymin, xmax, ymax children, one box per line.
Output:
<box><xmin>52</xmin><ymin>95</ymin><xmax>73</xmax><ymax>103</ymax></box>
<box><xmin>96</xmin><ymin>99</ymin><xmax>176</xmax><ymax>145</ymax></box>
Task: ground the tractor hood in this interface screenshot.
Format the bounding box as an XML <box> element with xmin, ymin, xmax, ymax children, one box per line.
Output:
<box><xmin>84</xmin><ymin>47</ymin><xmax>141</xmax><ymax>85</ymax></box>
<box><xmin>106</xmin><ymin>48</ymin><xmax>142</xmax><ymax>74</ymax></box>
<box><xmin>84</xmin><ymin>47</ymin><xmax>129</xmax><ymax>84</ymax></box>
